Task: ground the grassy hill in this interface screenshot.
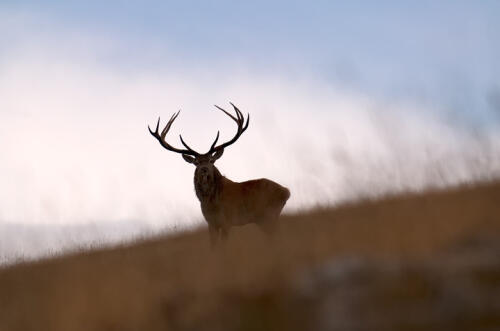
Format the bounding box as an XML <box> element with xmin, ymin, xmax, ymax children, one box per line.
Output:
<box><xmin>1</xmin><ymin>181</ymin><xmax>499</xmax><ymax>330</ymax></box>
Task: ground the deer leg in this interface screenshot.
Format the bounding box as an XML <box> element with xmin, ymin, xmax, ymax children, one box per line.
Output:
<box><xmin>220</xmin><ymin>227</ymin><xmax>229</xmax><ymax>242</ymax></box>
<box><xmin>208</xmin><ymin>224</ymin><xmax>219</xmax><ymax>247</ymax></box>
<box><xmin>258</xmin><ymin>218</ymin><xmax>279</xmax><ymax>236</ymax></box>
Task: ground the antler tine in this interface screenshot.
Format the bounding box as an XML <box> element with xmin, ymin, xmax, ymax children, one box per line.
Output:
<box><xmin>209</xmin><ymin>131</ymin><xmax>220</xmax><ymax>151</ymax></box>
<box><xmin>161</xmin><ymin>111</ymin><xmax>179</xmax><ymax>139</ymax></box>
<box><xmin>148</xmin><ymin>111</ymin><xmax>199</xmax><ymax>156</ymax></box>
<box><xmin>148</xmin><ymin>117</ymin><xmax>161</xmax><ymax>136</ymax></box>
<box><xmin>243</xmin><ymin>113</ymin><xmax>250</xmax><ymax>130</ymax></box>
<box><xmin>208</xmin><ymin>103</ymin><xmax>250</xmax><ymax>154</ymax></box>
<box><xmin>179</xmin><ymin>134</ymin><xmax>199</xmax><ymax>154</ymax></box>
<box><xmin>230</xmin><ymin>103</ymin><xmax>249</xmax><ymax>130</ymax></box>
<box><xmin>229</xmin><ymin>102</ymin><xmax>249</xmax><ymax>132</ymax></box>
<box><xmin>229</xmin><ymin>102</ymin><xmax>243</xmax><ymax>123</ymax></box>
<box><xmin>214</xmin><ymin>104</ymin><xmax>238</xmax><ymax>123</ymax></box>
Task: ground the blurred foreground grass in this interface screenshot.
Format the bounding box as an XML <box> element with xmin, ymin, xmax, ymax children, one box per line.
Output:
<box><xmin>1</xmin><ymin>181</ymin><xmax>499</xmax><ymax>330</ymax></box>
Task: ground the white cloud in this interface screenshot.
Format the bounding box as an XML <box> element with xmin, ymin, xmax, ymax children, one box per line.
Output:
<box><xmin>2</xmin><ymin>48</ymin><xmax>499</xmax><ymax>224</ymax></box>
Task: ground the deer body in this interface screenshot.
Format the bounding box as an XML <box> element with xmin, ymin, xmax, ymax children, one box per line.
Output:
<box><xmin>197</xmin><ymin>174</ymin><xmax>290</xmax><ymax>236</ymax></box>
<box><xmin>149</xmin><ymin>103</ymin><xmax>290</xmax><ymax>245</ymax></box>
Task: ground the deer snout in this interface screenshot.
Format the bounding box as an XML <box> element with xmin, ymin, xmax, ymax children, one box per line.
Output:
<box><xmin>198</xmin><ymin>167</ymin><xmax>211</xmax><ymax>182</ymax></box>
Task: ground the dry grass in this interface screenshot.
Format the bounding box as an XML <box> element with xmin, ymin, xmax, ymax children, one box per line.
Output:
<box><xmin>1</xmin><ymin>181</ymin><xmax>500</xmax><ymax>330</ymax></box>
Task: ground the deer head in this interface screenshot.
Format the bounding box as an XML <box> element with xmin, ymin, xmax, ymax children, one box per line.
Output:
<box><xmin>148</xmin><ymin>103</ymin><xmax>250</xmax><ymax>199</ymax></box>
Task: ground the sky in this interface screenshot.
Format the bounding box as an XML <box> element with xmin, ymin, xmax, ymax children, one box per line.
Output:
<box><xmin>1</xmin><ymin>1</ymin><xmax>500</xmax><ymax>262</ymax></box>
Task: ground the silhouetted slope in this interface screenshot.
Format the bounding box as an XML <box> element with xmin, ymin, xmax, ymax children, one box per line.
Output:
<box><xmin>1</xmin><ymin>181</ymin><xmax>499</xmax><ymax>330</ymax></box>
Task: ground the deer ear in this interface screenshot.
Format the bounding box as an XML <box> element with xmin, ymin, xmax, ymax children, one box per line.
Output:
<box><xmin>210</xmin><ymin>149</ymin><xmax>224</xmax><ymax>163</ymax></box>
<box><xmin>182</xmin><ymin>154</ymin><xmax>196</xmax><ymax>164</ymax></box>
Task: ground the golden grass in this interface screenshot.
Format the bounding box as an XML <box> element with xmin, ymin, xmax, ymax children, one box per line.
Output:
<box><xmin>1</xmin><ymin>181</ymin><xmax>499</xmax><ymax>330</ymax></box>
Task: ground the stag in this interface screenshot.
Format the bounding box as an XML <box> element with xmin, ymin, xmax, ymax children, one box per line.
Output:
<box><xmin>149</xmin><ymin>103</ymin><xmax>290</xmax><ymax>245</ymax></box>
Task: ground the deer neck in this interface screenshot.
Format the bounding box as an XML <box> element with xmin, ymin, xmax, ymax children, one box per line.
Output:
<box><xmin>194</xmin><ymin>165</ymin><xmax>224</xmax><ymax>204</ymax></box>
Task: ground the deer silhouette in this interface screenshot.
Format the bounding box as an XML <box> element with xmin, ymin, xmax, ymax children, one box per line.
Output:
<box><xmin>149</xmin><ymin>103</ymin><xmax>290</xmax><ymax>245</ymax></box>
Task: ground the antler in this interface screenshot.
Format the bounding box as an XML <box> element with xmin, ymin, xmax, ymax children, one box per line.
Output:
<box><xmin>208</xmin><ymin>102</ymin><xmax>250</xmax><ymax>154</ymax></box>
<box><xmin>148</xmin><ymin>111</ymin><xmax>200</xmax><ymax>156</ymax></box>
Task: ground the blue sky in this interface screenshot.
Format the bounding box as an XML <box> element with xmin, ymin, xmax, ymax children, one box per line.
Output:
<box><xmin>1</xmin><ymin>1</ymin><xmax>500</xmax><ymax>260</ymax></box>
<box><xmin>3</xmin><ymin>1</ymin><xmax>498</xmax><ymax>126</ymax></box>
